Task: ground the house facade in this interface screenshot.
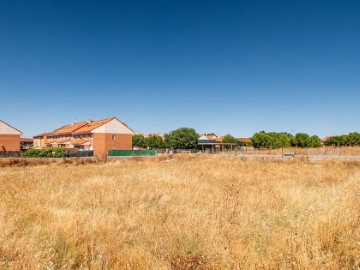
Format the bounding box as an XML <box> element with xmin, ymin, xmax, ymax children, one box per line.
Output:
<box><xmin>33</xmin><ymin>117</ymin><xmax>135</xmax><ymax>157</ymax></box>
<box><xmin>0</xmin><ymin>120</ymin><xmax>22</xmax><ymax>152</ymax></box>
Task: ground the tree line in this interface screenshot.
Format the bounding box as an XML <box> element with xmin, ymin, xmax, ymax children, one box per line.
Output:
<box><xmin>133</xmin><ymin>128</ymin><xmax>360</xmax><ymax>150</ymax></box>
<box><xmin>324</xmin><ymin>132</ymin><xmax>360</xmax><ymax>146</ymax></box>
<box><xmin>132</xmin><ymin>128</ymin><xmax>199</xmax><ymax>149</ymax></box>
<box><xmin>250</xmin><ymin>131</ymin><xmax>322</xmax><ymax>149</ymax></box>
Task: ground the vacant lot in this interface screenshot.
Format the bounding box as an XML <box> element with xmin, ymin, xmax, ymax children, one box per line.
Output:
<box><xmin>0</xmin><ymin>156</ymin><xmax>359</xmax><ymax>269</ymax></box>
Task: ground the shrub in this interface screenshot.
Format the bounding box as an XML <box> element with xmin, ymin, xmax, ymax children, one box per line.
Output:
<box><xmin>22</xmin><ymin>148</ymin><xmax>66</xmax><ymax>158</ymax></box>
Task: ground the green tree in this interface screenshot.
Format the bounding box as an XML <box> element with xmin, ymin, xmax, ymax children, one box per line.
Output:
<box><xmin>168</xmin><ymin>127</ymin><xmax>198</xmax><ymax>149</ymax></box>
<box><xmin>222</xmin><ymin>134</ymin><xmax>239</xmax><ymax>149</ymax></box>
<box><xmin>310</xmin><ymin>135</ymin><xmax>322</xmax><ymax>148</ymax></box>
<box><xmin>251</xmin><ymin>131</ymin><xmax>272</xmax><ymax>148</ymax></box>
<box><xmin>132</xmin><ymin>134</ymin><xmax>146</xmax><ymax>148</ymax></box>
<box><xmin>163</xmin><ymin>134</ymin><xmax>171</xmax><ymax>148</ymax></box>
<box><xmin>146</xmin><ymin>135</ymin><xmax>165</xmax><ymax>148</ymax></box>
<box><xmin>293</xmin><ymin>133</ymin><xmax>311</xmax><ymax>148</ymax></box>
<box><xmin>325</xmin><ymin>135</ymin><xmax>347</xmax><ymax>146</ymax></box>
<box><xmin>346</xmin><ymin>132</ymin><xmax>360</xmax><ymax>146</ymax></box>
<box><xmin>274</xmin><ymin>133</ymin><xmax>291</xmax><ymax>149</ymax></box>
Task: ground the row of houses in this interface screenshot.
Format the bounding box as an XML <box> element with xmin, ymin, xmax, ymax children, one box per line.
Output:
<box><xmin>0</xmin><ymin>117</ymin><xmax>135</xmax><ymax>157</ymax></box>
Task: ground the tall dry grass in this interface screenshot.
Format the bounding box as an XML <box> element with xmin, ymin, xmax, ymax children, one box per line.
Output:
<box><xmin>233</xmin><ymin>146</ymin><xmax>360</xmax><ymax>156</ymax></box>
<box><xmin>0</xmin><ymin>156</ymin><xmax>359</xmax><ymax>269</ymax></box>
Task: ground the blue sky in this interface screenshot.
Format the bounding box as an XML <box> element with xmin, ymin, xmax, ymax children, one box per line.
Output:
<box><xmin>0</xmin><ymin>0</ymin><xmax>359</xmax><ymax>138</ymax></box>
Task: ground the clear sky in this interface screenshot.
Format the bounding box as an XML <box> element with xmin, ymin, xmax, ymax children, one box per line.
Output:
<box><xmin>1</xmin><ymin>0</ymin><xmax>359</xmax><ymax>138</ymax></box>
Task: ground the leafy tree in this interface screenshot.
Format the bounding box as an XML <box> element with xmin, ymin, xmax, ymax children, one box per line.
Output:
<box><xmin>163</xmin><ymin>133</ymin><xmax>171</xmax><ymax>148</ymax></box>
<box><xmin>251</xmin><ymin>131</ymin><xmax>272</xmax><ymax>148</ymax></box>
<box><xmin>168</xmin><ymin>127</ymin><xmax>198</xmax><ymax>149</ymax></box>
<box><xmin>310</xmin><ymin>135</ymin><xmax>322</xmax><ymax>148</ymax></box>
<box><xmin>146</xmin><ymin>135</ymin><xmax>165</xmax><ymax>148</ymax></box>
<box><xmin>132</xmin><ymin>134</ymin><xmax>147</xmax><ymax>148</ymax></box>
<box><xmin>274</xmin><ymin>133</ymin><xmax>291</xmax><ymax>149</ymax></box>
<box><xmin>325</xmin><ymin>135</ymin><xmax>347</xmax><ymax>146</ymax></box>
<box><xmin>222</xmin><ymin>134</ymin><xmax>239</xmax><ymax>149</ymax></box>
<box><xmin>346</xmin><ymin>132</ymin><xmax>360</xmax><ymax>146</ymax></box>
<box><xmin>293</xmin><ymin>133</ymin><xmax>311</xmax><ymax>148</ymax></box>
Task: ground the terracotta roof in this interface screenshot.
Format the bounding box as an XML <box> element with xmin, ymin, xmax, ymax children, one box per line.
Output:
<box><xmin>54</xmin><ymin>121</ymin><xmax>91</xmax><ymax>134</ymax></box>
<box><xmin>33</xmin><ymin>132</ymin><xmax>52</xmax><ymax>138</ymax></box>
<box><xmin>46</xmin><ymin>117</ymin><xmax>134</xmax><ymax>136</ymax></box>
<box><xmin>71</xmin><ymin>139</ymin><xmax>88</xmax><ymax>145</ymax></box>
<box><xmin>54</xmin><ymin>117</ymin><xmax>120</xmax><ymax>134</ymax></box>
<box><xmin>74</xmin><ymin>117</ymin><xmax>116</xmax><ymax>133</ymax></box>
<box><xmin>50</xmin><ymin>139</ymin><xmax>71</xmax><ymax>144</ymax></box>
<box><xmin>236</xmin><ymin>138</ymin><xmax>251</xmax><ymax>143</ymax></box>
<box><xmin>215</xmin><ymin>136</ymin><xmax>225</xmax><ymax>142</ymax></box>
<box><xmin>20</xmin><ymin>138</ymin><xmax>33</xmax><ymax>143</ymax></box>
<box><xmin>0</xmin><ymin>120</ymin><xmax>22</xmax><ymax>134</ymax></box>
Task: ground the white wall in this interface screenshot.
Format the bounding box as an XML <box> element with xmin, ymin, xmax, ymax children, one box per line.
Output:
<box><xmin>92</xmin><ymin>118</ymin><xmax>135</xmax><ymax>134</ymax></box>
<box><xmin>0</xmin><ymin>121</ymin><xmax>22</xmax><ymax>135</ymax></box>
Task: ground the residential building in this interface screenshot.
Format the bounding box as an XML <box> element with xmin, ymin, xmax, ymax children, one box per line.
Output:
<box><xmin>33</xmin><ymin>117</ymin><xmax>135</xmax><ymax>157</ymax></box>
<box><xmin>33</xmin><ymin>132</ymin><xmax>51</xmax><ymax>149</ymax></box>
<box><xmin>20</xmin><ymin>138</ymin><xmax>33</xmax><ymax>152</ymax></box>
<box><xmin>198</xmin><ymin>134</ymin><xmax>218</xmax><ymax>141</ymax></box>
<box><xmin>0</xmin><ymin>120</ymin><xmax>22</xmax><ymax>152</ymax></box>
<box><xmin>236</xmin><ymin>138</ymin><xmax>251</xmax><ymax>145</ymax></box>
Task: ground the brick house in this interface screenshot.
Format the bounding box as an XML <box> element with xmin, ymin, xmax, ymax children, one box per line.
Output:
<box><xmin>0</xmin><ymin>120</ymin><xmax>22</xmax><ymax>152</ymax></box>
<box><xmin>33</xmin><ymin>132</ymin><xmax>52</xmax><ymax>149</ymax></box>
<box><xmin>33</xmin><ymin>117</ymin><xmax>135</xmax><ymax>157</ymax></box>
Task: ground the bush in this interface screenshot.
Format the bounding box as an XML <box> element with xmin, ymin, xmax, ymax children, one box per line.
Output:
<box><xmin>22</xmin><ymin>148</ymin><xmax>67</xmax><ymax>158</ymax></box>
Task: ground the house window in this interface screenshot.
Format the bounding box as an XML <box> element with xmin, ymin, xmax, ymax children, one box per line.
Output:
<box><xmin>112</xmin><ymin>135</ymin><xmax>116</xmax><ymax>141</ymax></box>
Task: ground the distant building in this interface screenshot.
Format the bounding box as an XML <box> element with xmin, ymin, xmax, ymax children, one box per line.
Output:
<box><xmin>20</xmin><ymin>138</ymin><xmax>33</xmax><ymax>152</ymax></box>
<box><xmin>0</xmin><ymin>120</ymin><xmax>22</xmax><ymax>152</ymax></box>
<box><xmin>198</xmin><ymin>134</ymin><xmax>218</xmax><ymax>140</ymax></box>
<box><xmin>33</xmin><ymin>117</ymin><xmax>135</xmax><ymax>157</ymax></box>
<box><xmin>236</xmin><ymin>138</ymin><xmax>251</xmax><ymax>145</ymax></box>
<box><xmin>33</xmin><ymin>132</ymin><xmax>52</xmax><ymax>149</ymax></box>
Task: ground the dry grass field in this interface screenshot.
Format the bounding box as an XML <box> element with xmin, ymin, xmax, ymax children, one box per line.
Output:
<box><xmin>0</xmin><ymin>156</ymin><xmax>359</xmax><ymax>269</ymax></box>
<box><xmin>229</xmin><ymin>146</ymin><xmax>360</xmax><ymax>156</ymax></box>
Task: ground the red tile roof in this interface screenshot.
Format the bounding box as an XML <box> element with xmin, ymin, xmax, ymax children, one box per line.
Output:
<box><xmin>71</xmin><ymin>139</ymin><xmax>89</xmax><ymax>145</ymax></box>
<box><xmin>20</xmin><ymin>138</ymin><xmax>33</xmax><ymax>143</ymax></box>
<box><xmin>37</xmin><ymin>117</ymin><xmax>134</xmax><ymax>139</ymax></box>
<box><xmin>33</xmin><ymin>132</ymin><xmax>52</xmax><ymax>138</ymax></box>
<box><xmin>215</xmin><ymin>136</ymin><xmax>225</xmax><ymax>142</ymax></box>
<box><xmin>236</xmin><ymin>138</ymin><xmax>251</xmax><ymax>143</ymax></box>
<box><xmin>72</xmin><ymin>117</ymin><xmax>115</xmax><ymax>133</ymax></box>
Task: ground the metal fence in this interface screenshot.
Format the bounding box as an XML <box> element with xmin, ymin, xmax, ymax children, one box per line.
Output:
<box><xmin>109</xmin><ymin>150</ymin><xmax>156</xmax><ymax>156</ymax></box>
<box><xmin>66</xmin><ymin>150</ymin><xmax>94</xmax><ymax>157</ymax></box>
<box><xmin>0</xmin><ymin>151</ymin><xmax>21</xmax><ymax>158</ymax></box>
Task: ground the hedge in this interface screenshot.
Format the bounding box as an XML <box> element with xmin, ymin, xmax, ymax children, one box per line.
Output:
<box><xmin>22</xmin><ymin>148</ymin><xmax>67</xmax><ymax>158</ymax></box>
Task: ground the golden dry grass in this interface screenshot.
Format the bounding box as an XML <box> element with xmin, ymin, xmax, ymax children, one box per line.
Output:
<box><xmin>230</xmin><ymin>146</ymin><xmax>360</xmax><ymax>156</ymax></box>
<box><xmin>0</xmin><ymin>156</ymin><xmax>359</xmax><ymax>269</ymax></box>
